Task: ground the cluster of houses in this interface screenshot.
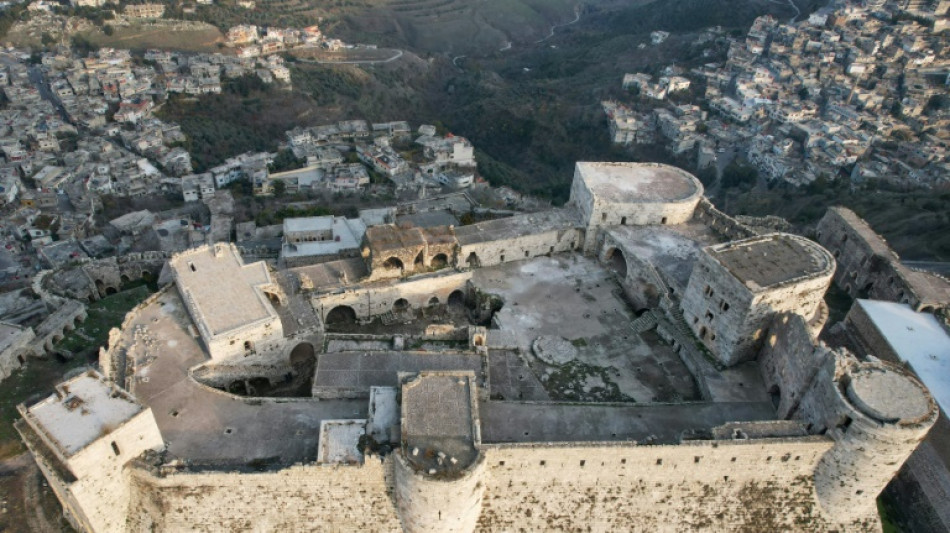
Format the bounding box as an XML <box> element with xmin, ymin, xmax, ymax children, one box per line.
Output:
<box><xmin>607</xmin><ymin>0</ymin><xmax>950</xmax><ymax>189</ymax></box>
<box><xmin>225</xmin><ymin>23</ymin><xmax>346</xmax><ymax>58</ymax></box>
<box><xmin>249</xmin><ymin>121</ymin><xmax>478</xmax><ymax>196</ymax></box>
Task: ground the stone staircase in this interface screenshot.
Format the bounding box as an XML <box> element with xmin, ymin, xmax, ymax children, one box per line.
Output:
<box><xmin>629</xmin><ymin>312</ymin><xmax>658</xmax><ymax>335</ymax></box>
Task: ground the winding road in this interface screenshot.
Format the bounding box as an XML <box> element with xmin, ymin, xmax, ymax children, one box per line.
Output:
<box><xmin>296</xmin><ymin>48</ymin><xmax>404</xmax><ymax>65</ymax></box>
<box><xmin>536</xmin><ymin>5</ymin><xmax>582</xmax><ymax>43</ymax></box>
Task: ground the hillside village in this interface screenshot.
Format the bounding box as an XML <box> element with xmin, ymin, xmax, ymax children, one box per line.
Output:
<box><xmin>605</xmin><ymin>0</ymin><xmax>950</xmax><ymax>189</ymax></box>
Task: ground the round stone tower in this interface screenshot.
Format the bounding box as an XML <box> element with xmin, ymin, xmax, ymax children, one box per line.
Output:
<box><xmin>394</xmin><ymin>451</ymin><xmax>486</xmax><ymax>533</ymax></box>
<box><xmin>804</xmin><ymin>357</ymin><xmax>937</xmax><ymax>523</ymax></box>
<box><xmin>394</xmin><ymin>371</ymin><xmax>486</xmax><ymax>533</ymax></box>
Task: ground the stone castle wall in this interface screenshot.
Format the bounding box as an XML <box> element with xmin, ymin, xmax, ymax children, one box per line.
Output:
<box><xmin>117</xmin><ymin>435</ymin><xmax>888</xmax><ymax>533</ymax></box>
<box><xmin>312</xmin><ymin>271</ymin><xmax>473</xmax><ymax>321</ymax></box>
<box><xmin>127</xmin><ymin>459</ymin><xmax>402</xmax><ymax>531</ymax></box>
<box><xmin>458</xmin><ymin>227</ymin><xmax>581</xmax><ymax>270</ymax></box>
<box><xmin>816</xmin><ymin>207</ymin><xmax>950</xmax><ymax>311</ymax></box>
<box><xmin>681</xmin><ymin>236</ymin><xmax>833</xmax><ymax>367</ymax></box>
<box><xmin>394</xmin><ymin>453</ymin><xmax>487</xmax><ymax>533</ymax></box>
<box><xmin>758</xmin><ymin>313</ymin><xmax>830</xmax><ymax>419</ymax></box>
<box><xmin>797</xmin><ymin>356</ymin><xmax>937</xmax><ymax>523</ymax></box>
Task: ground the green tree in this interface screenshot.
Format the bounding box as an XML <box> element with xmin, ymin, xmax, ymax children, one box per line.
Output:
<box><xmin>103</xmin><ymin>24</ymin><xmax>114</xmax><ymax>36</ymax></box>
<box><xmin>271</xmin><ymin>179</ymin><xmax>286</xmax><ymax>197</ymax></box>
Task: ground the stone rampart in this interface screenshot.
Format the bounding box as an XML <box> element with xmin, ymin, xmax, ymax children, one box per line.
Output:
<box><xmin>692</xmin><ymin>198</ymin><xmax>758</xmax><ymax>241</ymax></box>
<box><xmin>127</xmin><ymin>458</ymin><xmax>402</xmax><ymax>531</ymax></box>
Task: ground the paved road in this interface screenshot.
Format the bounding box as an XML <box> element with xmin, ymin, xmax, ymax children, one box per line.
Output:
<box><xmin>904</xmin><ymin>261</ymin><xmax>950</xmax><ymax>277</ymax></box>
<box><xmin>296</xmin><ymin>48</ymin><xmax>403</xmax><ymax>65</ymax></box>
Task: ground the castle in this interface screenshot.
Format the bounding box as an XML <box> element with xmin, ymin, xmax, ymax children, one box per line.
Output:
<box><xmin>16</xmin><ymin>162</ymin><xmax>938</xmax><ymax>532</ymax></box>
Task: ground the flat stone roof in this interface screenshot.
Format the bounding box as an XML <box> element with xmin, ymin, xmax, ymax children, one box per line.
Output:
<box><xmin>291</xmin><ymin>258</ymin><xmax>368</xmax><ymax>291</ymax></box>
<box><xmin>455</xmin><ymin>209</ymin><xmax>578</xmax><ymax>246</ymax></box>
<box><xmin>402</xmin><ymin>372</ymin><xmax>479</xmax><ymax>473</ymax></box>
<box><xmin>847</xmin><ymin>366</ymin><xmax>932</xmax><ymax>425</ymax></box>
<box><xmin>708</xmin><ymin>233</ymin><xmax>833</xmax><ymax>290</ymax></box>
<box><xmin>127</xmin><ymin>289</ymin><xmax>365</xmax><ymax>464</ymax></box>
<box><xmin>284</xmin><ymin>216</ymin><xmax>334</xmax><ymax>233</ymax></box>
<box><xmin>317</xmin><ymin>419</ymin><xmax>365</xmax><ymax>464</ymax></box>
<box><xmin>169</xmin><ymin>244</ymin><xmax>278</xmax><ymax>336</ymax></box>
<box><xmin>314</xmin><ymin>351</ymin><xmax>484</xmax><ymax>393</ymax></box>
<box><xmin>27</xmin><ymin>371</ymin><xmax>143</xmax><ymax>457</ymax></box>
<box><xmin>854</xmin><ymin>299</ymin><xmax>950</xmax><ymax>414</ymax></box>
<box><xmin>480</xmin><ymin>401</ymin><xmax>776</xmax><ymax>445</ymax></box>
<box><xmin>606</xmin><ymin>222</ymin><xmax>724</xmax><ymax>290</ymax></box>
<box><xmin>576</xmin><ymin>162</ymin><xmax>702</xmax><ymax>204</ymax></box>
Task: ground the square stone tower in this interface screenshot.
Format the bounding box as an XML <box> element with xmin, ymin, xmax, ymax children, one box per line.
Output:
<box><xmin>681</xmin><ymin>233</ymin><xmax>835</xmax><ymax>366</ymax></box>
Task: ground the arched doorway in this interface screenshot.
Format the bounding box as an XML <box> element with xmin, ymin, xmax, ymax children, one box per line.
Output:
<box><xmin>448</xmin><ymin>290</ymin><xmax>465</xmax><ymax>308</ymax></box>
<box><xmin>325</xmin><ymin>306</ymin><xmax>357</xmax><ymax>326</ymax></box>
<box><xmin>413</xmin><ymin>252</ymin><xmax>424</xmax><ymax>270</ymax></box>
<box><xmin>431</xmin><ymin>253</ymin><xmax>448</xmax><ymax>269</ymax></box>
<box><xmin>105</xmin><ymin>286</ymin><xmax>118</xmax><ymax>295</ymax></box>
<box><xmin>120</xmin><ymin>274</ymin><xmax>130</xmax><ymax>284</ymax></box>
<box><xmin>466</xmin><ymin>252</ymin><xmax>480</xmax><ymax>268</ymax></box>
<box><xmin>95</xmin><ymin>279</ymin><xmax>105</xmax><ymax>296</ymax></box>
<box><xmin>427</xmin><ymin>296</ymin><xmax>440</xmax><ymax>307</ymax></box>
<box><xmin>290</xmin><ymin>343</ymin><xmax>315</xmax><ymax>368</ymax></box>
<box><xmin>393</xmin><ymin>298</ymin><xmax>410</xmax><ymax>313</ymax></box>
<box><xmin>383</xmin><ymin>257</ymin><xmax>404</xmax><ymax>271</ymax></box>
<box><xmin>605</xmin><ymin>248</ymin><xmax>628</xmax><ymax>279</ymax></box>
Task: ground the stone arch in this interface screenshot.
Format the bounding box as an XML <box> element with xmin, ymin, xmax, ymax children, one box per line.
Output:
<box><xmin>229</xmin><ymin>381</ymin><xmax>248</xmax><ymax>395</ymax></box>
<box><xmin>413</xmin><ymin>251</ymin><xmax>424</xmax><ymax>270</ymax></box>
<box><xmin>465</xmin><ymin>252</ymin><xmax>480</xmax><ymax>268</ymax></box>
<box><xmin>95</xmin><ymin>279</ymin><xmax>105</xmax><ymax>296</ymax></box>
<box><xmin>289</xmin><ymin>342</ymin><xmax>315</xmax><ymax>368</ymax></box>
<box><xmin>247</xmin><ymin>377</ymin><xmax>270</xmax><ymax>395</ymax></box>
<box><xmin>393</xmin><ymin>298</ymin><xmax>410</xmax><ymax>313</ymax></box>
<box><xmin>920</xmin><ymin>305</ymin><xmax>935</xmax><ymax>314</ymax></box>
<box><xmin>698</xmin><ymin>326</ymin><xmax>708</xmax><ymax>340</ymax></box>
<box><xmin>16</xmin><ymin>354</ymin><xmax>25</xmax><ymax>365</ymax></box>
<box><xmin>120</xmin><ymin>274</ymin><xmax>131</xmax><ymax>284</ymax></box>
<box><xmin>768</xmin><ymin>385</ymin><xmax>781</xmax><ymax>410</ymax></box>
<box><xmin>448</xmin><ymin>290</ymin><xmax>465</xmax><ymax>308</ymax></box>
<box><xmin>325</xmin><ymin>305</ymin><xmax>357</xmax><ymax>325</ymax></box>
<box><xmin>605</xmin><ymin>247</ymin><xmax>628</xmax><ymax>279</ymax></box>
<box><xmin>105</xmin><ymin>286</ymin><xmax>118</xmax><ymax>295</ymax></box>
<box><xmin>383</xmin><ymin>256</ymin><xmax>404</xmax><ymax>271</ymax></box>
<box><xmin>431</xmin><ymin>253</ymin><xmax>448</xmax><ymax>269</ymax></box>
<box><xmin>428</xmin><ymin>296</ymin><xmax>440</xmax><ymax>307</ymax></box>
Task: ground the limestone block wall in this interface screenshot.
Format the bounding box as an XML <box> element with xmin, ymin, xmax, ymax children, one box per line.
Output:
<box><xmin>458</xmin><ymin>228</ymin><xmax>581</xmax><ymax>269</ymax></box>
<box><xmin>692</xmin><ymin>198</ymin><xmax>758</xmax><ymax>241</ymax></box>
<box><xmin>798</xmin><ymin>355</ymin><xmax>938</xmax><ymax>523</ymax></box>
<box><xmin>758</xmin><ymin>313</ymin><xmax>831</xmax><ymax>419</ymax></box>
<box><xmin>62</xmin><ymin>409</ymin><xmax>165</xmax><ymax>533</ymax></box>
<box><xmin>815</xmin><ymin>207</ymin><xmax>950</xmax><ymax>311</ymax></box>
<box><xmin>203</xmin><ymin>321</ymin><xmax>284</xmax><ymax>362</ymax></box>
<box><xmin>681</xmin><ymin>243</ymin><xmax>833</xmax><ymax>367</ymax></box>
<box><xmin>600</xmin><ymin>233</ymin><xmax>665</xmax><ymax>309</ymax></box>
<box><xmin>569</xmin><ymin>165</ymin><xmax>702</xmax><ymax>253</ymax></box>
<box><xmin>475</xmin><ymin>439</ymin><xmax>874</xmax><ymax>532</ymax></box>
<box><xmin>127</xmin><ymin>459</ymin><xmax>402</xmax><ymax>531</ymax></box>
<box><xmin>313</xmin><ymin>271</ymin><xmax>472</xmax><ymax>321</ymax></box>
<box><xmin>0</xmin><ymin>325</ymin><xmax>35</xmax><ymax>381</ymax></box>
<box><xmin>844</xmin><ymin>303</ymin><xmax>900</xmax><ymax>361</ymax></box>
<box><xmin>394</xmin><ymin>452</ymin><xmax>486</xmax><ymax>533</ymax></box>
